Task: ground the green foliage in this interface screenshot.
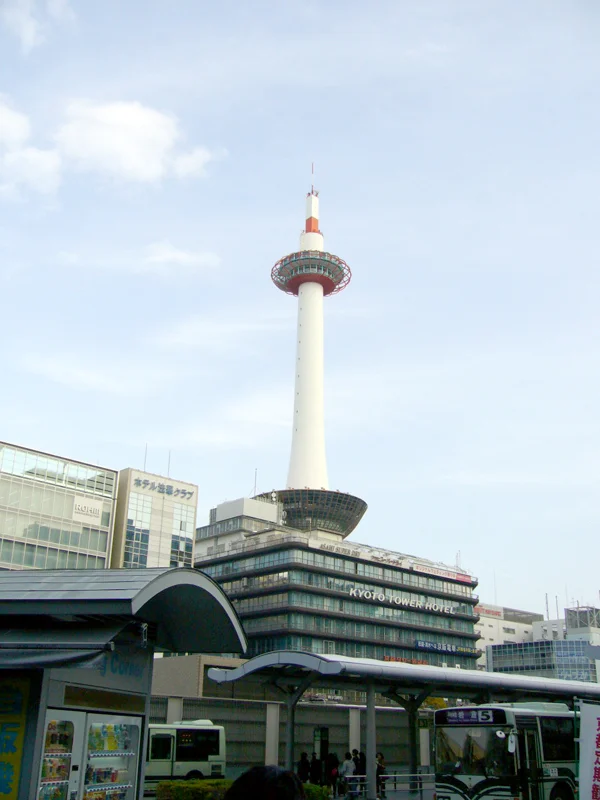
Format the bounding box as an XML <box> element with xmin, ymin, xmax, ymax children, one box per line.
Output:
<box><xmin>156</xmin><ymin>779</ymin><xmax>232</xmax><ymax>800</ymax></box>
<box><xmin>155</xmin><ymin>778</ymin><xmax>330</xmax><ymax>800</ymax></box>
<box><xmin>303</xmin><ymin>784</ymin><xmax>331</xmax><ymax>800</ymax></box>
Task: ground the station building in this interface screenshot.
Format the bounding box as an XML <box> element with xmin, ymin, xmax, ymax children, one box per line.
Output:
<box><xmin>194</xmin><ymin>497</ymin><xmax>481</xmax><ymax>668</ymax></box>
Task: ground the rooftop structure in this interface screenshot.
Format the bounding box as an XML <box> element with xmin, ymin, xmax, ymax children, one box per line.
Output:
<box><xmin>260</xmin><ymin>187</ymin><xmax>366</xmax><ymax>536</ymax></box>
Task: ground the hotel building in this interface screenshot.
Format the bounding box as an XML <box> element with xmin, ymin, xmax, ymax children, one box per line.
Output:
<box><xmin>194</xmin><ymin>498</ymin><xmax>481</xmax><ymax>667</ymax></box>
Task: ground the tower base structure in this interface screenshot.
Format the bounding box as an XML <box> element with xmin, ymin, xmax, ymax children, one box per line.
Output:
<box><xmin>256</xmin><ymin>488</ymin><xmax>367</xmax><ymax>537</ymax></box>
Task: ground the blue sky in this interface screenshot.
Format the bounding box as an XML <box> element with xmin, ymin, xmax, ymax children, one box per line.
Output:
<box><xmin>1</xmin><ymin>0</ymin><xmax>599</xmax><ymax>614</ymax></box>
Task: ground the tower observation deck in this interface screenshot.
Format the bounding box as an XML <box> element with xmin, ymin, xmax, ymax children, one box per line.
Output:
<box><xmin>258</xmin><ymin>188</ymin><xmax>367</xmax><ymax>537</ymax></box>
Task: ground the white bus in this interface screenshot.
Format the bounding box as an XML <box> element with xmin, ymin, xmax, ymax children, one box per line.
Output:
<box><xmin>434</xmin><ymin>703</ymin><xmax>576</xmax><ymax>800</ymax></box>
<box><xmin>144</xmin><ymin>720</ymin><xmax>226</xmax><ymax>792</ymax></box>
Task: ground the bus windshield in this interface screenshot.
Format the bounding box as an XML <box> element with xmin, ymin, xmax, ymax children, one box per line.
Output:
<box><xmin>435</xmin><ymin>726</ymin><xmax>516</xmax><ymax>778</ymax></box>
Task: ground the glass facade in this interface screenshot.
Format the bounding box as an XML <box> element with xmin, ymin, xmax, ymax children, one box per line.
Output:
<box><xmin>113</xmin><ymin>469</ymin><xmax>197</xmax><ymax>569</ymax></box>
<box><xmin>487</xmin><ymin>640</ymin><xmax>598</xmax><ymax>682</ymax></box>
<box><xmin>0</xmin><ymin>442</ymin><xmax>117</xmax><ymax>570</ymax></box>
<box><xmin>198</xmin><ymin>538</ymin><xmax>480</xmax><ymax>667</ymax></box>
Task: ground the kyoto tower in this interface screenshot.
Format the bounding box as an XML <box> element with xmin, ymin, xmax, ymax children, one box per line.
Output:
<box><xmin>259</xmin><ymin>185</ymin><xmax>367</xmax><ymax>537</ymax></box>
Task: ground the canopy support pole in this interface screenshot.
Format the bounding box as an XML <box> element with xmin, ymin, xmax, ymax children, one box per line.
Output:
<box><xmin>366</xmin><ymin>683</ymin><xmax>377</xmax><ymax>800</ymax></box>
<box><xmin>383</xmin><ymin>687</ymin><xmax>431</xmax><ymax>793</ymax></box>
<box><xmin>272</xmin><ymin>673</ymin><xmax>315</xmax><ymax>771</ymax></box>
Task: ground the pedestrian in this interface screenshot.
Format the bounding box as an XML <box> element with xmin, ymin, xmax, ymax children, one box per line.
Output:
<box><xmin>326</xmin><ymin>752</ymin><xmax>340</xmax><ymax>797</ymax></box>
<box><xmin>352</xmin><ymin>749</ymin><xmax>360</xmax><ymax>772</ymax></box>
<box><xmin>339</xmin><ymin>751</ymin><xmax>356</xmax><ymax>797</ymax></box>
<box><xmin>297</xmin><ymin>752</ymin><xmax>310</xmax><ymax>784</ymax></box>
<box><xmin>376</xmin><ymin>752</ymin><xmax>387</xmax><ymax>799</ymax></box>
<box><xmin>310</xmin><ymin>752</ymin><xmax>321</xmax><ymax>785</ymax></box>
<box><xmin>358</xmin><ymin>752</ymin><xmax>366</xmax><ymax>794</ymax></box>
<box><xmin>224</xmin><ymin>765</ymin><xmax>305</xmax><ymax>799</ymax></box>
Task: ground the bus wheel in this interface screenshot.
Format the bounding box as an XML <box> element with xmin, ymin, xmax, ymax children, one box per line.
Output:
<box><xmin>185</xmin><ymin>771</ymin><xmax>203</xmax><ymax>780</ymax></box>
<box><xmin>550</xmin><ymin>786</ymin><xmax>573</xmax><ymax>800</ymax></box>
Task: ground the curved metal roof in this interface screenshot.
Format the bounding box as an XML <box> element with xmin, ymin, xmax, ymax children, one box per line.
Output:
<box><xmin>0</xmin><ymin>567</ymin><xmax>247</xmax><ymax>657</ymax></box>
<box><xmin>208</xmin><ymin>650</ymin><xmax>600</xmax><ymax>704</ymax></box>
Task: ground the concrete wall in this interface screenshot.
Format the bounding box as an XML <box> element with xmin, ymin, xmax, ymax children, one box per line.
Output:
<box><xmin>149</xmin><ymin>695</ymin><xmax>422</xmax><ymax>779</ymax></box>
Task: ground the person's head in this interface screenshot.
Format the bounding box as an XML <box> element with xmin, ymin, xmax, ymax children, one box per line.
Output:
<box><xmin>376</xmin><ymin>752</ymin><xmax>384</xmax><ymax>761</ymax></box>
<box><xmin>345</xmin><ymin>752</ymin><xmax>352</xmax><ymax>760</ymax></box>
<box><xmin>352</xmin><ymin>749</ymin><xmax>358</xmax><ymax>756</ymax></box>
<box><xmin>311</xmin><ymin>753</ymin><xmax>317</xmax><ymax>759</ymax></box>
<box><xmin>224</xmin><ymin>766</ymin><xmax>305</xmax><ymax>800</ymax></box>
<box><xmin>301</xmin><ymin>752</ymin><xmax>308</xmax><ymax>760</ymax></box>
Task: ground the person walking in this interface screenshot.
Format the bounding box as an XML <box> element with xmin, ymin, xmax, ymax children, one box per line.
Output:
<box><xmin>297</xmin><ymin>752</ymin><xmax>310</xmax><ymax>784</ymax></box>
<box><xmin>339</xmin><ymin>752</ymin><xmax>356</xmax><ymax>797</ymax></box>
<box><xmin>309</xmin><ymin>752</ymin><xmax>322</xmax><ymax>785</ymax></box>
<box><xmin>326</xmin><ymin>752</ymin><xmax>340</xmax><ymax>797</ymax></box>
<box><xmin>376</xmin><ymin>752</ymin><xmax>387</xmax><ymax>799</ymax></box>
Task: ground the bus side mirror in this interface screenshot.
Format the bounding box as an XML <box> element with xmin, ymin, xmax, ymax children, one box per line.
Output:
<box><xmin>508</xmin><ymin>733</ymin><xmax>517</xmax><ymax>754</ymax></box>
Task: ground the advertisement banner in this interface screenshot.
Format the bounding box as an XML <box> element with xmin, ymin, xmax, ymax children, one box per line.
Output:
<box><xmin>0</xmin><ymin>675</ymin><xmax>30</xmax><ymax>800</ymax></box>
<box><xmin>578</xmin><ymin>701</ymin><xmax>600</xmax><ymax>798</ymax></box>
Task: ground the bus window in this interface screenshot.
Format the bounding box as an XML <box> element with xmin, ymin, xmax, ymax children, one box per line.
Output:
<box><xmin>540</xmin><ymin>717</ymin><xmax>575</xmax><ymax>761</ymax></box>
<box><xmin>176</xmin><ymin>729</ymin><xmax>220</xmax><ymax>762</ymax></box>
<box><xmin>150</xmin><ymin>734</ymin><xmax>173</xmax><ymax>760</ymax></box>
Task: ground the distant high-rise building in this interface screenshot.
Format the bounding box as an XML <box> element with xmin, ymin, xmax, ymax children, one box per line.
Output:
<box><xmin>487</xmin><ymin>605</ymin><xmax>600</xmax><ymax>682</ymax></box>
<box><xmin>0</xmin><ymin>440</ymin><xmax>117</xmax><ymax>570</ymax></box>
<box><xmin>473</xmin><ymin>602</ymin><xmax>543</xmax><ymax>669</ymax></box>
<box><xmin>111</xmin><ymin>468</ymin><xmax>197</xmax><ymax>569</ymax></box>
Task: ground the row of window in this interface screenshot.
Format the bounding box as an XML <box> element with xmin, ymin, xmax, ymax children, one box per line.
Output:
<box><xmin>197</xmin><ymin>515</ymin><xmax>273</xmax><ymax>540</ymax></box>
<box><xmin>0</xmin><ymin>538</ymin><xmax>106</xmax><ymax>569</ymax></box>
<box><xmin>234</xmin><ymin>591</ymin><xmax>476</xmax><ymax>634</ymax></box>
<box><xmin>220</xmin><ymin>570</ymin><xmax>475</xmax><ymax>616</ymax></box>
<box><xmin>0</xmin><ymin>483</ymin><xmax>112</xmax><ymax>528</ymax></box>
<box><xmin>0</xmin><ymin>446</ymin><xmax>116</xmax><ymax>497</ymax></box>
<box><xmin>242</xmin><ymin>612</ymin><xmax>478</xmax><ymax>651</ymax></box>
<box><xmin>202</xmin><ymin>549</ymin><xmax>475</xmax><ymax>598</ymax></box>
<box><xmin>248</xmin><ymin>635</ymin><xmax>475</xmax><ymax>667</ymax></box>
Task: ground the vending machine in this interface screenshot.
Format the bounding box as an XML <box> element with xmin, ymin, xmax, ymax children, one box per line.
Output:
<box><xmin>37</xmin><ymin>710</ymin><xmax>142</xmax><ymax>800</ymax></box>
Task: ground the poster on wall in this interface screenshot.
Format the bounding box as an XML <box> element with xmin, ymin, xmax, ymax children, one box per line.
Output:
<box><xmin>578</xmin><ymin>700</ymin><xmax>600</xmax><ymax>798</ymax></box>
<box><xmin>0</xmin><ymin>675</ymin><xmax>30</xmax><ymax>800</ymax></box>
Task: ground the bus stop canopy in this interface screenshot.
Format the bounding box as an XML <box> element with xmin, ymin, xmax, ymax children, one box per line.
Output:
<box><xmin>0</xmin><ymin>567</ymin><xmax>247</xmax><ymax>666</ymax></box>
<box><xmin>209</xmin><ymin>650</ymin><xmax>600</xmax><ymax>800</ymax></box>
<box><xmin>208</xmin><ymin>650</ymin><xmax>600</xmax><ymax>704</ymax></box>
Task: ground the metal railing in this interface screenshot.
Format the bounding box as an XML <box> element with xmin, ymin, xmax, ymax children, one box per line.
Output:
<box><xmin>338</xmin><ymin>772</ymin><xmax>435</xmax><ymax>799</ymax></box>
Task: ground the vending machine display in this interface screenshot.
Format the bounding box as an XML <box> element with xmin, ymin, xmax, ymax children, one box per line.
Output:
<box><xmin>83</xmin><ymin>717</ymin><xmax>140</xmax><ymax>800</ymax></box>
<box><xmin>37</xmin><ymin>711</ymin><xmax>142</xmax><ymax>800</ymax></box>
<box><xmin>38</xmin><ymin>719</ymin><xmax>74</xmax><ymax>800</ymax></box>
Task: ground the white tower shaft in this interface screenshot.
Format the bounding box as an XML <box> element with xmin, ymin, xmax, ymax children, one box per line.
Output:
<box><xmin>287</xmin><ymin>281</ymin><xmax>328</xmax><ymax>489</ymax></box>
<box><xmin>287</xmin><ymin>191</ymin><xmax>328</xmax><ymax>489</ymax></box>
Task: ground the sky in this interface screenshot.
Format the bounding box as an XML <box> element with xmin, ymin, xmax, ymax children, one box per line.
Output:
<box><xmin>1</xmin><ymin>0</ymin><xmax>599</xmax><ymax>615</ymax></box>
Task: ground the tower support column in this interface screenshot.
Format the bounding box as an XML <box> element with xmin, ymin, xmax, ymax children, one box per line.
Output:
<box><xmin>287</xmin><ymin>281</ymin><xmax>328</xmax><ymax>490</ymax></box>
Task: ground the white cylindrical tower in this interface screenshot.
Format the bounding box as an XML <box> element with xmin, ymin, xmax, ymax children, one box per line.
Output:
<box><xmin>266</xmin><ymin>186</ymin><xmax>367</xmax><ymax>538</ymax></box>
<box><xmin>271</xmin><ymin>189</ymin><xmax>352</xmax><ymax>490</ymax></box>
<box><xmin>288</xmin><ymin>280</ymin><xmax>328</xmax><ymax>489</ymax></box>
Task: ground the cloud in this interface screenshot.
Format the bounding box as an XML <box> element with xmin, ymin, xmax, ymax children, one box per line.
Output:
<box><xmin>144</xmin><ymin>240</ymin><xmax>220</xmax><ymax>271</ymax></box>
<box><xmin>0</xmin><ymin>99</ymin><xmax>30</xmax><ymax>148</ymax></box>
<box><xmin>0</xmin><ymin>0</ymin><xmax>73</xmax><ymax>53</ymax></box>
<box><xmin>21</xmin><ymin>353</ymin><xmax>177</xmax><ymax>396</ymax></box>
<box><xmin>173</xmin><ymin>147</ymin><xmax>218</xmax><ymax>178</ymax></box>
<box><xmin>55</xmin><ymin>100</ymin><xmax>223</xmax><ymax>183</ymax></box>
<box><xmin>1</xmin><ymin>147</ymin><xmax>61</xmax><ymax>194</ymax></box>
<box><xmin>57</xmin><ymin>239</ymin><xmax>220</xmax><ymax>276</ymax></box>
<box><xmin>152</xmin><ymin>310</ymin><xmax>294</xmax><ymax>350</ymax></box>
<box><xmin>0</xmin><ymin>98</ymin><xmax>60</xmax><ymax>196</ymax></box>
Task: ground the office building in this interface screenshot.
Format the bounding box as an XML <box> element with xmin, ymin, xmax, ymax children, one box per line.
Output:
<box><xmin>487</xmin><ymin>605</ymin><xmax>600</xmax><ymax>682</ymax></box>
<box><xmin>195</xmin><ymin>497</ymin><xmax>481</xmax><ymax>666</ymax></box>
<box><xmin>474</xmin><ymin>602</ymin><xmax>543</xmax><ymax>669</ymax></box>
<box><xmin>111</xmin><ymin>468</ymin><xmax>197</xmax><ymax>569</ymax></box>
<box><xmin>0</xmin><ymin>440</ymin><xmax>117</xmax><ymax>570</ymax></box>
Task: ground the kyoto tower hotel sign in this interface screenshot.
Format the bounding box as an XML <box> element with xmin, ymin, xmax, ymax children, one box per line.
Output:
<box><xmin>265</xmin><ymin>188</ymin><xmax>367</xmax><ymax>536</ymax></box>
